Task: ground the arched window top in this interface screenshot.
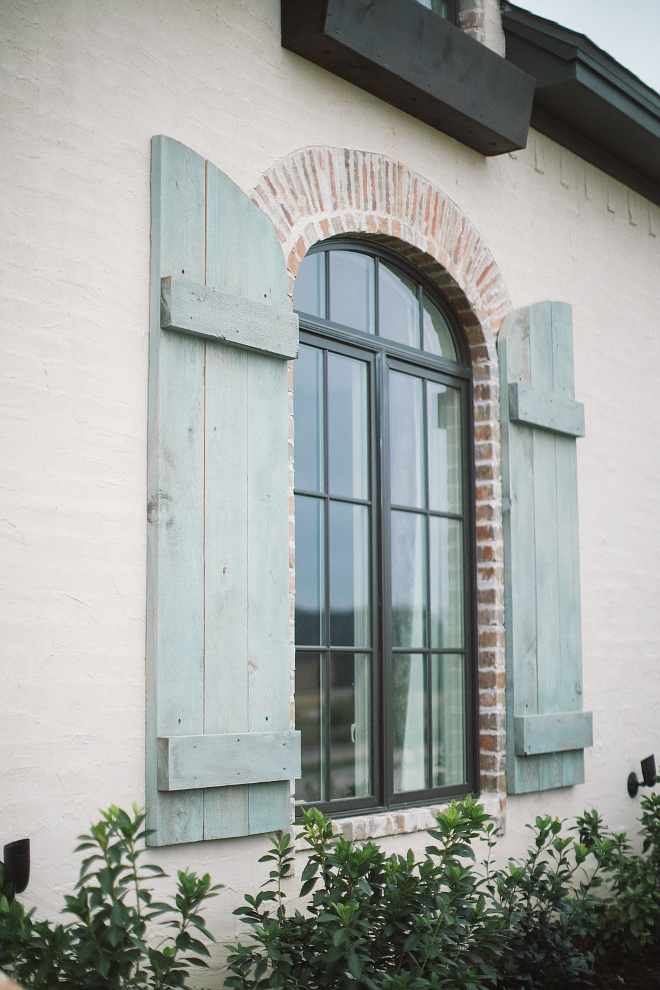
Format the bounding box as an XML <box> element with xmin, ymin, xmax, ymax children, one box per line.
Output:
<box><xmin>294</xmin><ymin>239</ymin><xmax>468</xmax><ymax>366</ymax></box>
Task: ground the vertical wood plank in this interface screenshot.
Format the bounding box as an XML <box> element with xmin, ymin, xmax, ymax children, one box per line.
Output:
<box><xmin>147</xmin><ymin>136</ymin><xmax>207</xmax><ymax>845</ymax></box>
<box><xmin>203</xmin><ymin>342</ymin><xmax>251</xmax><ymax>839</ymax></box>
<box><xmin>551</xmin><ymin>302</ymin><xmax>585</xmax><ymax>787</ymax></box>
<box><xmin>500</xmin><ymin>309</ymin><xmax>539</xmax><ymax>793</ymax></box>
<box><xmin>246</xmin><ymin>351</ymin><xmax>293</xmax><ymax>833</ymax></box>
<box><xmin>206</xmin><ymin>161</ymin><xmax>288</xmax><ymax>310</ymax></box>
<box><xmin>205</xmin><ymin>157</ymin><xmax>295</xmax><ymax>836</ymax></box>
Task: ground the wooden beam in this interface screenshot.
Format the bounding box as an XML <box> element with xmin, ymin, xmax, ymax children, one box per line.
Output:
<box><xmin>509</xmin><ymin>382</ymin><xmax>585</xmax><ymax>437</ymax></box>
<box><xmin>157</xmin><ymin>731</ymin><xmax>302</xmax><ymax>791</ymax></box>
<box><xmin>160</xmin><ymin>275</ymin><xmax>299</xmax><ymax>359</ymax></box>
<box><xmin>514</xmin><ymin>712</ymin><xmax>593</xmax><ymax>756</ymax></box>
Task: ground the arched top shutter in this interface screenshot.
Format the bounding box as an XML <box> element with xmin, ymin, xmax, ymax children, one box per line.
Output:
<box><xmin>146</xmin><ymin>136</ymin><xmax>300</xmax><ymax>845</ymax></box>
<box><xmin>499</xmin><ymin>301</ymin><xmax>592</xmax><ymax>795</ymax></box>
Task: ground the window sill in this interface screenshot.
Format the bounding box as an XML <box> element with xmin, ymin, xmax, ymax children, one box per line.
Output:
<box><xmin>294</xmin><ymin>795</ymin><xmax>503</xmax><ymax>848</ymax></box>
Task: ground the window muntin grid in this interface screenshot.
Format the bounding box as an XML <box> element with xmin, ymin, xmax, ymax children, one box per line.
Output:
<box><xmin>294</xmin><ymin>240</ymin><xmax>476</xmax><ymax>814</ymax></box>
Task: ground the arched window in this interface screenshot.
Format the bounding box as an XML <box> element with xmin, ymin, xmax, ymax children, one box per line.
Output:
<box><xmin>293</xmin><ymin>238</ymin><xmax>478</xmax><ymax>815</ymax></box>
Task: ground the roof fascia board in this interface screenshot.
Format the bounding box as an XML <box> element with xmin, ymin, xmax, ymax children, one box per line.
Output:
<box><xmin>503</xmin><ymin>3</ymin><xmax>660</xmax><ymax>204</ymax></box>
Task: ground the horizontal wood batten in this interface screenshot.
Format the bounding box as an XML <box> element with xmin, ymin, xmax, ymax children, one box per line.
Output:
<box><xmin>514</xmin><ymin>712</ymin><xmax>593</xmax><ymax>756</ymax></box>
<box><xmin>509</xmin><ymin>382</ymin><xmax>585</xmax><ymax>437</ymax></box>
<box><xmin>161</xmin><ymin>276</ymin><xmax>299</xmax><ymax>359</ymax></box>
<box><xmin>157</xmin><ymin>731</ymin><xmax>302</xmax><ymax>791</ymax></box>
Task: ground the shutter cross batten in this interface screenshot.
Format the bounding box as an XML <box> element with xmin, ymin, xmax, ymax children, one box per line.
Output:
<box><xmin>499</xmin><ymin>301</ymin><xmax>592</xmax><ymax>795</ymax></box>
<box><xmin>160</xmin><ymin>275</ymin><xmax>299</xmax><ymax>359</ymax></box>
<box><xmin>508</xmin><ymin>382</ymin><xmax>585</xmax><ymax>437</ymax></box>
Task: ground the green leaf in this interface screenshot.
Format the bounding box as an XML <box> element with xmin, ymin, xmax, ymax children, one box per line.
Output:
<box><xmin>348</xmin><ymin>951</ymin><xmax>362</xmax><ymax>979</ymax></box>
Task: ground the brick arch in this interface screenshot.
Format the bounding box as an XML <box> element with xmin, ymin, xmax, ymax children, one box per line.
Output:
<box><xmin>251</xmin><ymin>147</ymin><xmax>511</xmax><ymax>362</ymax></box>
<box><xmin>250</xmin><ymin>147</ymin><xmax>507</xmax><ymax>815</ymax></box>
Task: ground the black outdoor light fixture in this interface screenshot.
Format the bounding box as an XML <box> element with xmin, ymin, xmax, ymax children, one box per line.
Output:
<box><xmin>0</xmin><ymin>838</ymin><xmax>30</xmax><ymax>901</ymax></box>
<box><xmin>627</xmin><ymin>754</ymin><xmax>657</xmax><ymax>798</ymax></box>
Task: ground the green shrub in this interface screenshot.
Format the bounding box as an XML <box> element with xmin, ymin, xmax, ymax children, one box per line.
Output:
<box><xmin>487</xmin><ymin>814</ymin><xmax>607</xmax><ymax>988</ymax></box>
<box><xmin>0</xmin><ymin>804</ymin><xmax>221</xmax><ymax>989</ymax></box>
<box><xmin>6</xmin><ymin>789</ymin><xmax>660</xmax><ymax>990</ymax></box>
<box><xmin>574</xmin><ymin>790</ymin><xmax>660</xmax><ymax>956</ymax></box>
<box><xmin>226</xmin><ymin>797</ymin><xmax>505</xmax><ymax>990</ymax></box>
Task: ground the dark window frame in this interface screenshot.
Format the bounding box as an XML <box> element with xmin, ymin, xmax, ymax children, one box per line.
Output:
<box><xmin>417</xmin><ymin>0</ymin><xmax>457</xmax><ymax>25</ymax></box>
<box><xmin>294</xmin><ymin>238</ymin><xmax>480</xmax><ymax>818</ymax></box>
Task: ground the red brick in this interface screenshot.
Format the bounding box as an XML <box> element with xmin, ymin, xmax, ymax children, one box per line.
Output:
<box><xmin>476</xmin><ymin>464</ymin><xmax>494</xmax><ymax>481</ymax></box>
<box><xmin>480</xmin><ymin>774</ymin><xmax>499</xmax><ymax>792</ymax></box>
<box><xmin>480</xmin><ymin>712</ymin><xmax>505</xmax><ymax>731</ymax></box>
<box><xmin>479</xmin><ymin>649</ymin><xmax>497</xmax><ymax>668</ymax></box>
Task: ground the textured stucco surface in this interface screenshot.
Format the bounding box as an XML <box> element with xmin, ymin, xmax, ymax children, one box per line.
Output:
<box><xmin>2</xmin><ymin>0</ymin><xmax>660</xmax><ymax>980</ymax></box>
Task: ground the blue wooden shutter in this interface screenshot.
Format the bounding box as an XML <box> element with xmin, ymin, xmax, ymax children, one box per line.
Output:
<box><xmin>499</xmin><ymin>302</ymin><xmax>592</xmax><ymax>794</ymax></box>
<box><xmin>146</xmin><ymin>136</ymin><xmax>300</xmax><ymax>845</ymax></box>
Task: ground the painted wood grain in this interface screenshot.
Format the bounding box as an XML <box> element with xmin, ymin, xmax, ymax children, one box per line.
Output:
<box><xmin>157</xmin><ymin>731</ymin><xmax>302</xmax><ymax>790</ymax></box>
<box><xmin>203</xmin><ymin>341</ymin><xmax>251</xmax><ymax>838</ymax></box>
<box><xmin>205</xmin><ymin>158</ymin><xmax>288</xmax><ymax>310</ymax></box>
<box><xmin>161</xmin><ymin>276</ymin><xmax>299</xmax><ymax>359</ymax></box>
<box><xmin>147</xmin><ymin>135</ymin><xmax>207</xmax><ymax>845</ymax></box>
<box><xmin>246</xmin><ymin>351</ymin><xmax>294</xmax><ymax>834</ymax></box>
<box><xmin>508</xmin><ymin>382</ymin><xmax>585</xmax><ymax>437</ymax></box>
<box><xmin>514</xmin><ymin>712</ymin><xmax>593</xmax><ymax>756</ymax></box>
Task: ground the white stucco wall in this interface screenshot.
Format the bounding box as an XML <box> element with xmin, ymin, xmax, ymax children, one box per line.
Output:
<box><xmin>2</xmin><ymin>0</ymin><xmax>660</xmax><ymax>980</ymax></box>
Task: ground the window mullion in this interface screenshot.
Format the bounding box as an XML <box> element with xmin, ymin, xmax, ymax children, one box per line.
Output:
<box><xmin>323</xmin><ymin>348</ymin><xmax>332</xmax><ymax>803</ymax></box>
<box><xmin>423</xmin><ymin>377</ymin><xmax>433</xmax><ymax>791</ymax></box>
<box><xmin>380</xmin><ymin>350</ymin><xmax>395</xmax><ymax>808</ymax></box>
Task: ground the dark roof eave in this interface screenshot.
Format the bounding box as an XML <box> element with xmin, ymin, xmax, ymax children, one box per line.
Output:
<box><xmin>503</xmin><ymin>2</ymin><xmax>660</xmax><ymax>206</ymax></box>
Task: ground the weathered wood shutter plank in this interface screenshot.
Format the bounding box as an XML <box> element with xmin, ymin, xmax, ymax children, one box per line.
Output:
<box><xmin>147</xmin><ymin>137</ymin><xmax>299</xmax><ymax>844</ymax></box>
<box><xmin>147</xmin><ymin>137</ymin><xmax>206</xmax><ymax>845</ymax></box>
<box><xmin>203</xmin><ymin>342</ymin><xmax>251</xmax><ymax>839</ymax></box>
<box><xmin>246</xmin><ymin>351</ymin><xmax>292</xmax><ymax>835</ymax></box>
<box><xmin>499</xmin><ymin>301</ymin><xmax>591</xmax><ymax>794</ymax></box>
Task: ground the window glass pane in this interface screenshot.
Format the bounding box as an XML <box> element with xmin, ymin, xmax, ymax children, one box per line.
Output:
<box><xmin>389</xmin><ymin>371</ymin><xmax>425</xmax><ymax>508</ymax></box>
<box><xmin>391</xmin><ymin>510</ymin><xmax>427</xmax><ymax>648</ymax></box>
<box><xmin>416</xmin><ymin>0</ymin><xmax>451</xmax><ymax>16</ymax></box>
<box><xmin>379</xmin><ymin>262</ymin><xmax>419</xmax><ymax>348</ymax></box>
<box><xmin>330</xmin><ymin>653</ymin><xmax>371</xmax><ymax>800</ymax></box>
<box><xmin>328</xmin><ymin>353</ymin><xmax>369</xmax><ymax>500</ymax></box>
<box><xmin>430</xmin><ymin>517</ymin><xmax>464</xmax><ymax>648</ymax></box>
<box><xmin>293</xmin><ymin>344</ymin><xmax>324</xmax><ymax>493</ymax></box>
<box><xmin>295</xmin><ymin>652</ymin><xmax>323</xmax><ymax>803</ymax></box>
<box><xmin>393</xmin><ymin>654</ymin><xmax>427</xmax><ymax>793</ymax></box>
<box><xmin>329</xmin><ymin>501</ymin><xmax>370</xmax><ymax>646</ymax></box>
<box><xmin>423</xmin><ymin>297</ymin><xmax>457</xmax><ymax>360</ymax></box>
<box><xmin>427</xmin><ymin>381</ymin><xmax>462</xmax><ymax>513</ymax></box>
<box><xmin>431</xmin><ymin>654</ymin><xmax>466</xmax><ymax>787</ymax></box>
<box><xmin>329</xmin><ymin>251</ymin><xmax>375</xmax><ymax>333</ymax></box>
<box><xmin>294</xmin><ymin>252</ymin><xmax>325</xmax><ymax>318</ymax></box>
<box><xmin>295</xmin><ymin>495</ymin><xmax>325</xmax><ymax>646</ymax></box>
